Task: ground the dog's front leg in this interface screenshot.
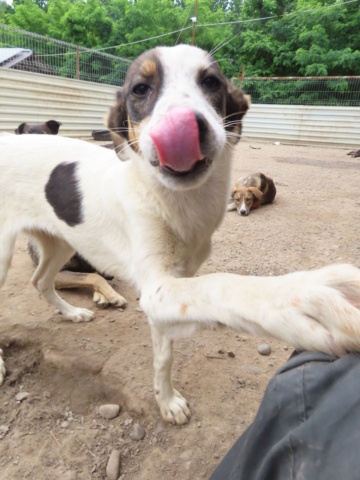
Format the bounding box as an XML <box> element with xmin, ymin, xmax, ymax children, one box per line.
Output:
<box><xmin>143</xmin><ymin>269</ymin><xmax>360</xmax><ymax>354</ymax></box>
<box><xmin>150</xmin><ymin>324</ymin><xmax>191</xmax><ymax>425</ymax></box>
<box><xmin>227</xmin><ymin>202</ymin><xmax>236</xmax><ymax>212</ymax></box>
<box><xmin>141</xmin><ymin>265</ymin><xmax>360</xmax><ymax>424</ymax></box>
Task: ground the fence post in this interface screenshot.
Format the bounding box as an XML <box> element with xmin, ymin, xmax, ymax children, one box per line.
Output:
<box><xmin>76</xmin><ymin>46</ymin><xmax>80</xmax><ymax>80</ymax></box>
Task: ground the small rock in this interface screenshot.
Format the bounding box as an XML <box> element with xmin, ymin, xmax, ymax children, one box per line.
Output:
<box><xmin>130</xmin><ymin>423</ymin><xmax>145</xmax><ymax>441</ymax></box>
<box><xmin>99</xmin><ymin>404</ymin><xmax>121</xmax><ymax>420</ymax></box>
<box><xmin>240</xmin><ymin>365</ymin><xmax>262</xmax><ymax>375</ymax></box>
<box><xmin>257</xmin><ymin>343</ymin><xmax>271</xmax><ymax>356</ymax></box>
<box><xmin>61</xmin><ymin>421</ymin><xmax>70</xmax><ymax>428</ymax></box>
<box><xmin>124</xmin><ymin>417</ymin><xmax>133</xmax><ymax>426</ymax></box>
<box><xmin>0</xmin><ymin>425</ymin><xmax>9</xmax><ymax>437</ymax></box>
<box><xmin>106</xmin><ymin>449</ymin><xmax>121</xmax><ymax>480</ymax></box>
<box><xmin>62</xmin><ymin>472</ymin><xmax>78</xmax><ymax>480</ymax></box>
<box><xmin>15</xmin><ymin>392</ymin><xmax>29</xmax><ymax>402</ymax></box>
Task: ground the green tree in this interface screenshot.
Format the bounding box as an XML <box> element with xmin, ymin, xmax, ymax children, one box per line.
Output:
<box><xmin>6</xmin><ymin>0</ymin><xmax>48</xmax><ymax>34</ymax></box>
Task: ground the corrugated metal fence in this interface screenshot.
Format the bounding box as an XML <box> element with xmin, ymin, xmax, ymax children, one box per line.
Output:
<box><xmin>242</xmin><ymin>104</ymin><xmax>360</xmax><ymax>148</ymax></box>
<box><xmin>0</xmin><ymin>68</ymin><xmax>359</xmax><ymax>147</ymax></box>
<box><xmin>0</xmin><ymin>68</ymin><xmax>118</xmax><ymax>137</ymax></box>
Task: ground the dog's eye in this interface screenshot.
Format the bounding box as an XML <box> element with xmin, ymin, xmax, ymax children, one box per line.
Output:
<box><xmin>133</xmin><ymin>83</ymin><xmax>151</xmax><ymax>97</ymax></box>
<box><xmin>201</xmin><ymin>76</ymin><xmax>221</xmax><ymax>91</ymax></box>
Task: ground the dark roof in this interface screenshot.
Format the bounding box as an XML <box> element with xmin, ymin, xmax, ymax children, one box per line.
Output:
<box><xmin>0</xmin><ymin>47</ymin><xmax>55</xmax><ymax>75</ymax></box>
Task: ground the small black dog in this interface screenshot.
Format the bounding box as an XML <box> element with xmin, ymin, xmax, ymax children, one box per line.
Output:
<box><xmin>15</xmin><ymin>120</ymin><xmax>62</xmax><ymax>135</ymax></box>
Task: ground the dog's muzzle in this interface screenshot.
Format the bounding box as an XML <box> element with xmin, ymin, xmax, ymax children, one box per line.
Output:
<box><xmin>149</xmin><ymin>108</ymin><xmax>210</xmax><ymax>177</ymax></box>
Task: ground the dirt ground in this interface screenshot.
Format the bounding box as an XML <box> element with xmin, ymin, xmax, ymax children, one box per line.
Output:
<box><xmin>1</xmin><ymin>139</ymin><xmax>359</xmax><ymax>480</ymax></box>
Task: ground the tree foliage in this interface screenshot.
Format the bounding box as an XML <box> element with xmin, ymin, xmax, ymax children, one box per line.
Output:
<box><xmin>1</xmin><ymin>0</ymin><xmax>359</xmax><ymax>78</ymax></box>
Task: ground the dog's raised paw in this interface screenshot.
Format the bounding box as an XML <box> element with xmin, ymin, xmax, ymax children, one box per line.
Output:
<box><xmin>0</xmin><ymin>349</ymin><xmax>6</xmax><ymax>385</ymax></box>
<box><xmin>157</xmin><ymin>388</ymin><xmax>191</xmax><ymax>425</ymax></box>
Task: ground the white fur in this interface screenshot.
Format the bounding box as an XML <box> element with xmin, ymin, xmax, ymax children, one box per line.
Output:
<box><xmin>1</xmin><ymin>45</ymin><xmax>360</xmax><ymax>425</ymax></box>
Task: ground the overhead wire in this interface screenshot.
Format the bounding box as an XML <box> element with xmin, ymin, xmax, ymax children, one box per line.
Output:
<box><xmin>175</xmin><ymin>0</ymin><xmax>195</xmax><ymax>45</ymax></box>
<box><xmin>93</xmin><ymin>0</ymin><xmax>360</xmax><ymax>53</ymax></box>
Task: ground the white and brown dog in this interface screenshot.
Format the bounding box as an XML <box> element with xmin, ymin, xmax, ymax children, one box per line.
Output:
<box><xmin>2</xmin><ymin>45</ymin><xmax>360</xmax><ymax>425</ymax></box>
<box><xmin>228</xmin><ymin>172</ymin><xmax>276</xmax><ymax>216</ymax></box>
<box><xmin>13</xmin><ymin>119</ymin><xmax>121</xmax><ymax>307</ymax></box>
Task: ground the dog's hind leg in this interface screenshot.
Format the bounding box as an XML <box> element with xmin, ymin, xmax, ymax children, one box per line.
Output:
<box><xmin>0</xmin><ymin>229</ymin><xmax>17</xmax><ymax>289</ymax></box>
<box><xmin>0</xmin><ymin>349</ymin><xmax>5</xmax><ymax>386</ymax></box>
<box><xmin>30</xmin><ymin>233</ymin><xmax>94</xmax><ymax>322</ymax></box>
<box><xmin>0</xmin><ymin>228</ymin><xmax>17</xmax><ymax>385</ymax></box>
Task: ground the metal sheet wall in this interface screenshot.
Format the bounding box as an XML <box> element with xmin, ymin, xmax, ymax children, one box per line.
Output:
<box><xmin>0</xmin><ymin>68</ymin><xmax>118</xmax><ymax>137</ymax></box>
<box><xmin>1</xmin><ymin>68</ymin><xmax>359</xmax><ymax>147</ymax></box>
<box><xmin>242</xmin><ymin>104</ymin><xmax>360</xmax><ymax>148</ymax></box>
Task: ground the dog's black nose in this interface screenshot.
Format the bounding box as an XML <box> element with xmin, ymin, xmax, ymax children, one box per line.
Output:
<box><xmin>195</xmin><ymin>113</ymin><xmax>208</xmax><ymax>144</ymax></box>
<box><xmin>240</xmin><ymin>210</ymin><xmax>247</xmax><ymax>216</ymax></box>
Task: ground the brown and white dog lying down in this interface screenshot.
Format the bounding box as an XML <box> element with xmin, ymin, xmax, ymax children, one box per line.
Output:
<box><xmin>2</xmin><ymin>45</ymin><xmax>360</xmax><ymax>425</ymax></box>
<box><xmin>15</xmin><ymin>120</ymin><xmax>62</xmax><ymax>135</ymax></box>
<box><xmin>27</xmin><ymin>239</ymin><xmax>126</xmax><ymax>309</ymax></box>
<box><xmin>228</xmin><ymin>172</ymin><xmax>276</xmax><ymax>216</ymax></box>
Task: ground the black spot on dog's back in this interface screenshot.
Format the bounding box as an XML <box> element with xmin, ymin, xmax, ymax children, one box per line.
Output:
<box><xmin>45</xmin><ymin>162</ymin><xmax>83</xmax><ymax>226</ymax></box>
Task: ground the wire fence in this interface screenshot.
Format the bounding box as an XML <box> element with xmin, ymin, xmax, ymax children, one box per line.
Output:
<box><xmin>1</xmin><ymin>23</ymin><xmax>360</xmax><ymax>104</ymax></box>
<box><xmin>0</xmin><ymin>23</ymin><xmax>131</xmax><ymax>86</ymax></box>
<box><xmin>233</xmin><ymin>76</ymin><xmax>360</xmax><ymax>107</ymax></box>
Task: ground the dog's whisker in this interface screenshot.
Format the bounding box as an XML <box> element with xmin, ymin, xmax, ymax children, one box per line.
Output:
<box><xmin>224</xmin><ymin>120</ymin><xmax>242</xmax><ymax>127</ymax></box>
<box><xmin>115</xmin><ymin>138</ymin><xmax>140</xmax><ymax>156</ymax></box>
<box><xmin>208</xmin><ymin>37</ymin><xmax>231</xmax><ymax>57</ymax></box>
<box><xmin>109</xmin><ymin>127</ymin><xmax>139</xmax><ymax>134</ymax></box>
<box><xmin>224</xmin><ymin>111</ymin><xmax>249</xmax><ymax>122</ymax></box>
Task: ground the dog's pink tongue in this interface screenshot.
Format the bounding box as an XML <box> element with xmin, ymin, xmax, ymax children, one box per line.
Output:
<box><xmin>149</xmin><ymin>108</ymin><xmax>204</xmax><ymax>172</ymax></box>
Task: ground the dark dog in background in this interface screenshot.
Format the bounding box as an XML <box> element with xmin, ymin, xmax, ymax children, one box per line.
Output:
<box><xmin>15</xmin><ymin>120</ymin><xmax>62</xmax><ymax>135</ymax></box>
<box><xmin>347</xmin><ymin>149</ymin><xmax>360</xmax><ymax>158</ymax></box>
<box><xmin>228</xmin><ymin>172</ymin><xmax>276</xmax><ymax>216</ymax></box>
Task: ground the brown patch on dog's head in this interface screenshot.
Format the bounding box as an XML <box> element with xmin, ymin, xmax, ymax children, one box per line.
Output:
<box><xmin>225</xmin><ymin>87</ymin><xmax>250</xmax><ymax>144</ymax></box>
<box><xmin>140</xmin><ymin>59</ymin><xmax>158</xmax><ymax>78</ymax></box>
<box><xmin>106</xmin><ymin>89</ymin><xmax>128</xmax><ymax>152</ymax></box>
<box><xmin>107</xmin><ymin>50</ymin><xmax>164</xmax><ymax>155</ymax></box>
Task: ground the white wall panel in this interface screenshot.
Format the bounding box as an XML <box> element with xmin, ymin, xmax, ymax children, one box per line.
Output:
<box><xmin>242</xmin><ymin>104</ymin><xmax>360</xmax><ymax>148</ymax></box>
<box><xmin>1</xmin><ymin>68</ymin><xmax>359</xmax><ymax>148</ymax></box>
<box><xmin>0</xmin><ymin>68</ymin><xmax>118</xmax><ymax>137</ymax></box>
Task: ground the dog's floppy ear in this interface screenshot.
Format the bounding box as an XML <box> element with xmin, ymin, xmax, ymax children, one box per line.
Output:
<box><xmin>225</xmin><ymin>83</ymin><xmax>250</xmax><ymax>144</ymax></box>
<box><xmin>106</xmin><ymin>88</ymin><xmax>129</xmax><ymax>152</ymax></box>
<box><xmin>249</xmin><ymin>186</ymin><xmax>263</xmax><ymax>200</ymax></box>
<box><xmin>15</xmin><ymin>123</ymin><xmax>27</xmax><ymax>135</ymax></box>
<box><xmin>230</xmin><ymin>186</ymin><xmax>237</xmax><ymax>199</ymax></box>
<box><xmin>46</xmin><ymin>120</ymin><xmax>62</xmax><ymax>135</ymax></box>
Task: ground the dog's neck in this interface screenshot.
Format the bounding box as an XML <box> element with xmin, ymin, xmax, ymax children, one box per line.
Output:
<box><xmin>129</xmin><ymin>151</ymin><xmax>232</xmax><ymax>248</ymax></box>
